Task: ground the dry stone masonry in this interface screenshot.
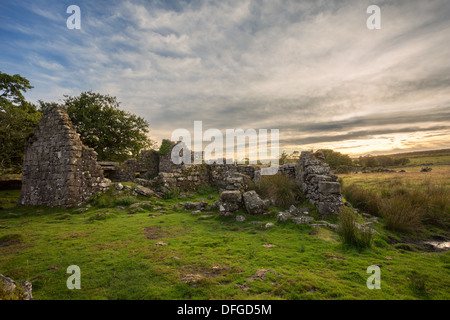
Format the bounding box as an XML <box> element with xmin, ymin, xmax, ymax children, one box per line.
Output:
<box><xmin>19</xmin><ymin>106</ymin><xmax>111</xmax><ymax>207</ymax></box>
<box><xmin>297</xmin><ymin>151</ymin><xmax>343</xmax><ymax>217</ymax></box>
<box><xmin>18</xmin><ymin>107</ymin><xmax>343</xmax><ymax>217</ymax></box>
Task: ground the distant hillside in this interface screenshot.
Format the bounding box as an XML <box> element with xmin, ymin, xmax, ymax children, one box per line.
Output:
<box><xmin>369</xmin><ymin>149</ymin><xmax>450</xmax><ymax>166</ymax></box>
<box><xmin>387</xmin><ymin>149</ymin><xmax>450</xmax><ymax>159</ymax></box>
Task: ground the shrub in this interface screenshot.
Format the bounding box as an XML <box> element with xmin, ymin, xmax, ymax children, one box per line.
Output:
<box><xmin>157</xmin><ymin>140</ymin><xmax>173</xmax><ymax>156</ymax></box>
<box><xmin>114</xmin><ymin>196</ymin><xmax>139</xmax><ymax>206</ymax></box>
<box><xmin>337</xmin><ymin>207</ymin><xmax>372</xmax><ymax>250</ymax></box>
<box><xmin>335</xmin><ymin>165</ymin><xmax>352</xmax><ymax>174</ymax></box>
<box><xmin>379</xmin><ymin>195</ymin><xmax>423</xmax><ymax>233</ymax></box>
<box><xmin>163</xmin><ymin>187</ymin><xmax>181</xmax><ymax>200</ymax></box>
<box><xmin>250</xmin><ymin>174</ymin><xmax>304</xmax><ymax>209</ymax></box>
<box><xmin>90</xmin><ymin>194</ymin><xmax>114</xmax><ymax>208</ymax></box>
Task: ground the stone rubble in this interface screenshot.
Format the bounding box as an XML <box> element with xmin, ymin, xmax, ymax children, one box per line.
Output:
<box><xmin>242</xmin><ymin>190</ymin><xmax>270</xmax><ymax>215</ymax></box>
<box><xmin>297</xmin><ymin>151</ymin><xmax>343</xmax><ymax>217</ymax></box>
<box><xmin>0</xmin><ymin>274</ymin><xmax>33</xmax><ymax>300</ymax></box>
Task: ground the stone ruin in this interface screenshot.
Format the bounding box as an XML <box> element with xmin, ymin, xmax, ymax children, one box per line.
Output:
<box><xmin>18</xmin><ymin>107</ymin><xmax>343</xmax><ymax>218</ymax></box>
<box><xmin>19</xmin><ymin>106</ymin><xmax>111</xmax><ymax>207</ymax></box>
<box><xmin>297</xmin><ymin>151</ymin><xmax>343</xmax><ymax>217</ymax></box>
<box><xmin>101</xmin><ymin>139</ymin><xmax>262</xmax><ymax>194</ymax></box>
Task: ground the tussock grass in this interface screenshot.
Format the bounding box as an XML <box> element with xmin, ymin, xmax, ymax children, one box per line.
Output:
<box><xmin>250</xmin><ymin>175</ymin><xmax>305</xmax><ymax>209</ymax></box>
<box><xmin>379</xmin><ymin>196</ymin><xmax>423</xmax><ymax>234</ymax></box>
<box><xmin>337</xmin><ymin>207</ymin><xmax>372</xmax><ymax>250</ymax></box>
<box><xmin>341</xmin><ymin>183</ymin><xmax>380</xmax><ymax>217</ymax></box>
<box><xmin>162</xmin><ymin>187</ymin><xmax>181</xmax><ymax>200</ymax></box>
<box><xmin>342</xmin><ymin>176</ymin><xmax>449</xmax><ymax>234</ymax></box>
<box><xmin>114</xmin><ymin>196</ymin><xmax>140</xmax><ymax>207</ymax></box>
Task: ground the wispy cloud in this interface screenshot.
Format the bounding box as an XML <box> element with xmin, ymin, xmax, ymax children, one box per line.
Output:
<box><xmin>1</xmin><ymin>0</ymin><xmax>449</xmax><ymax>155</ymax></box>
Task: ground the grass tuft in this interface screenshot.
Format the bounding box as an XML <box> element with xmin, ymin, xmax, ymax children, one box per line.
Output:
<box><xmin>337</xmin><ymin>207</ymin><xmax>372</xmax><ymax>250</ymax></box>
<box><xmin>250</xmin><ymin>175</ymin><xmax>305</xmax><ymax>209</ymax></box>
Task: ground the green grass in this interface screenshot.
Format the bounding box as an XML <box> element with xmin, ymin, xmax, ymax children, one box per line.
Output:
<box><xmin>1</xmin><ymin>187</ymin><xmax>449</xmax><ymax>300</ymax></box>
<box><xmin>337</xmin><ymin>207</ymin><xmax>373</xmax><ymax>251</ymax></box>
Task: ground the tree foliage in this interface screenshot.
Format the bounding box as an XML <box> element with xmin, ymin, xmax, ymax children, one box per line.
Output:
<box><xmin>356</xmin><ymin>155</ymin><xmax>410</xmax><ymax>167</ymax></box>
<box><xmin>63</xmin><ymin>91</ymin><xmax>152</xmax><ymax>162</ymax></box>
<box><xmin>0</xmin><ymin>71</ymin><xmax>33</xmax><ymax>105</ymax></box>
<box><xmin>279</xmin><ymin>151</ymin><xmax>288</xmax><ymax>165</ymax></box>
<box><xmin>315</xmin><ymin>149</ymin><xmax>353</xmax><ymax>170</ymax></box>
<box><xmin>0</xmin><ymin>71</ymin><xmax>41</xmax><ymax>174</ymax></box>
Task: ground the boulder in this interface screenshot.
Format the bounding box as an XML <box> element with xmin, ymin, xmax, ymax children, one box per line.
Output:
<box><xmin>0</xmin><ymin>274</ymin><xmax>33</xmax><ymax>300</ymax></box>
<box><xmin>242</xmin><ymin>191</ymin><xmax>270</xmax><ymax>215</ymax></box>
<box><xmin>287</xmin><ymin>205</ymin><xmax>300</xmax><ymax>216</ymax></box>
<box><xmin>182</xmin><ymin>201</ymin><xmax>208</xmax><ymax>211</ymax></box>
<box><xmin>291</xmin><ymin>216</ymin><xmax>315</xmax><ymax>224</ymax></box>
<box><xmin>134</xmin><ymin>185</ymin><xmax>156</xmax><ymax>197</ymax></box>
<box><xmin>133</xmin><ymin>178</ymin><xmax>150</xmax><ymax>187</ymax></box>
<box><xmin>277</xmin><ymin>211</ymin><xmax>292</xmax><ymax>222</ymax></box>
<box><xmin>219</xmin><ymin>190</ymin><xmax>243</xmax><ymax>216</ymax></box>
<box><xmin>115</xmin><ymin>183</ymin><xmax>124</xmax><ymax>191</ymax></box>
<box><xmin>318</xmin><ymin>181</ymin><xmax>341</xmax><ymax>195</ymax></box>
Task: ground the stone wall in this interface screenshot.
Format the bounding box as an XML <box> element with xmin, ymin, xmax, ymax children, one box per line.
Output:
<box><xmin>297</xmin><ymin>151</ymin><xmax>343</xmax><ymax>217</ymax></box>
<box><xmin>278</xmin><ymin>164</ymin><xmax>297</xmax><ymax>179</ymax></box>
<box><xmin>148</xmin><ymin>143</ymin><xmax>261</xmax><ymax>191</ymax></box>
<box><xmin>19</xmin><ymin>106</ymin><xmax>111</xmax><ymax>208</ymax></box>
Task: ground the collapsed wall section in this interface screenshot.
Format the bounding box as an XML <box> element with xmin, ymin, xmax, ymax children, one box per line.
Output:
<box><xmin>297</xmin><ymin>151</ymin><xmax>343</xmax><ymax>217</ymax></box>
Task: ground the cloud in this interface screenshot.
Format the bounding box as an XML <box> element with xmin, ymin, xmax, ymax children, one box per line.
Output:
<box><xmin>1</xmin><ymin>0</ymin><xmax>449</xmax><ymax>155</ymax></box>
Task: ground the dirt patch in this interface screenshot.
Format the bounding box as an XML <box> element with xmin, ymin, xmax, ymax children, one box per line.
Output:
<box><xmin>143</xmin><ymin>225</ymin><xmax>186</xmax><ymax>240</ymax></box>
<box><xmin>181</xmin><ymin>274</ymin><xmax>205</xmax><ymax>284</ymax></box>
<box><xmin>143</xmin><ymin>226</ymin><xmax>169</xmax><ymax>240</ymax></box>
<box><xmin>234</xmin><ymin>283</ymin><xmax>250</xmax><ymax>291</ymax></box>
<box><xmin>247</xmin><ymin>269</ymin><xmax>276</xmax><ymax>281</ymax></box>
<box><xmin>179</xmin><ymin>264</ymin><xmax>234</xmax><ymax>285</ymax></box>
<box><xmin>0</xmin><ymin>234</ymin><xmax>23</xmax><ymax>247</ymax></box>
<box><xmin>324</xmin><ymin>253</ymin><xmax>346</xmax><ymax>260</ymax></box>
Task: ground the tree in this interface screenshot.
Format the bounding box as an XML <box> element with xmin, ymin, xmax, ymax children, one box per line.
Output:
<box><xmin>316</xmin><ymin>149</ymin><xmax>353</xmax><ymax>170</ymax></box>
<box><xmin>279</xmin><ymin>151</ymin><xmax>288</xmax><ymax>165</ymax></box>
<box><xmin>62</xmin><ymin>91</ymin><xmax>152</xmax><ymax>162</ymax></box>
<box><xmin>0</xmin><ymin>71</ymin><xmax>33</xmax><ymax>105</ymax></box>
<box><xmin>0</xmin><ymin>71</ymin><xmax>41</xmax><ymax>174</ymax></box>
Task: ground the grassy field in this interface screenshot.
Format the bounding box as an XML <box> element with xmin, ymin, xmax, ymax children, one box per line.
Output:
<box><xmin>1</xmin><ymin>150</ymin><xmax>449</xmax><ymax>300</ymax></box>
<box><xmin>1</xmin><ymin>182</ymin><xmax>449</xmax><ymax>300</ymax></box>
<box><xmin>340</xmin><ymin>165</ymin><xmax>450</xmax><ymax>190</ymax></box>
<box><xmin>388</xmin><ymin>149</ymin><xmax>450</xmax><ymax>166</ymax></box>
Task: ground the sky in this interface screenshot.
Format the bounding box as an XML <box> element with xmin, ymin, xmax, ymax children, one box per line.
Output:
<box><xmin>1</xmin><ymin>0</ymin><xmax>449</xmax><ymax>157</ymax></box>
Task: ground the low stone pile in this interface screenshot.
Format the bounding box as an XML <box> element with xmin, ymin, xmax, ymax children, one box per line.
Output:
<box><xmin>0</xmin><ymin>274</ymin><xmax>33</xmax><ymax>300</ymax></box>
<box><xmin>217</xmin><ymin>189</ymin><xmax>270</xmax><ymax>217</ymax></box>
<box><xmin>218</xmin><ymin>190</ymin><xmax>243</xmax><ymax>216</ymax></box>
<box><xmin>277</xmin><ymin>205</ymin><xmax>314</xmax><ymax>224</ymax></box>
<box><xmin>242</xmin><ymin>191</ymin><xmax>270</xmax><ymax>215</ymax></box>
